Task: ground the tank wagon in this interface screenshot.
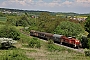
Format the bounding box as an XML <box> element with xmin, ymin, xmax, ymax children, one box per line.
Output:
<box><xmin>30</xmin><ymin>30</ymin><xmax>81</xmax><ymax>48</ymax></box>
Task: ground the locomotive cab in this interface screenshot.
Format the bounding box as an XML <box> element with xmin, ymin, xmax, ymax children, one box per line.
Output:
<box><xmin>75</xmin><ymin>40</ymin><xmax>81</xmax><ymax>47</ymax></box>
<box><xmin>68</xmin><ymin>37</ymin><xmax>81</xmax><ymax>48</ymax></box>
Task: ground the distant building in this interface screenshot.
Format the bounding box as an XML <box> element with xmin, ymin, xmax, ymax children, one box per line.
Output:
<box><xmin>69</xmin><ymin>16</ymin><xmax>87</xmax><ymax>21</ymax></box>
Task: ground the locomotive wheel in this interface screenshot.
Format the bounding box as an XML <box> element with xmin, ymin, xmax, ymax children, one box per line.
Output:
<box><xmin>60</xmin><ymin>42</ymin><xmax>63</xmax><ymax>45</ymax></box>
<box><xmin>74</xmin><ymin>44</ymin><xmax>77</xmax><ymax>48</ymax></box>
<box><xmin>60</xmin><ymin>39</ymin><xmax>63</xmax><ymax>45</ymax></box>
<box><xmin>74</xmin><ymin>44</ymin><xmax>79</xmax><ymax>49</ymax></box>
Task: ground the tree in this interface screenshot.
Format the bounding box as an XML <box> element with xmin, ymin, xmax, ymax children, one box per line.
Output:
<box><xmin>16</xmin><ymin>15</ymin><xmax>29</xmax><ymax>27</ymax></box>
<box><xmin>28</xmin><ymin>37</ymin><xmax>41</xmax><ymax>48</ymax></box>
<box><xmin>84</xmin><ymin>15</ymin><xmax>90</xmax><ymax>49</ymax></box>
<box><xmin>37</xmin><ymin>12</ymin><xmax>66</xmax><ymax>32</ymax></box>
<box><xmin>0</xmin><ymin>12</ymin><xmax>7</xmax><ymax>17</ymax></box>
<box><xmin>81</xmin><ymin>36</ymin><xmax>88</xmax><ymax>48</ymax></box>
<box><xmin>54</xmin><ymin>21</ymin><xmax>84</xmax><ymax>37</ymax></box>
<box><xmin>0</xmin><ymin>25</ymin><xmax>20</xmax><ymax>40</ymax></box>
<box><xmin>85</xmin><ymin>16</ymin><xmax>90</xmax><ymax>37</ymax></box>
<box><xmin>37</xmin><ymin>12</ymin><xmax>51</xmax><ymax>32</ymax></box>
<box><xmin>7</xmin><ymin>16</ymin><xmax>17</xmax><ymax>25</ymax></box>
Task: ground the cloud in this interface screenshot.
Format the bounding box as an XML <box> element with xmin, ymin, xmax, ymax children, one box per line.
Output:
<box><xmin>61</xmin><ymin>1</ymin><xmax>73</xmax><ymax>7</ymax></box>
<box><xmin>74</xmin><ymin>0</ymin><xmax>90</xmax><ymax>7</ymax></box>
<box><xmin>1</xmin><ymin>0</ymin><xmax>90</xmax><ymax>8</ymax></box>
<box><xmin>46</xmin><ymin>1</ymin><xmax>60</xmax><ymax>7</ymax></box>
<box><xmin>0</xmin><ymin>0</ymin><xmax>90</xmax><ymax>13</ymax></box>
<box><xmin>76</xmin><ymin>0</ymin><xmax>90</xmax><ymax>3</ymax></box>
<box><xmin>1</xmin><ymin>0</ymin><xmax>33</xmax><ymax>6</ymax></box>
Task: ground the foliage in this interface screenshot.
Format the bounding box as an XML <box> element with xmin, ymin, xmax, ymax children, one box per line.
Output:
<box><xmin>6</xmin><ymin>13</ymin><xmax>31</xmax><ymax>27</ymax></box>
<box><xmin>47</xmin><ymin>40</ymin><xmax>63</xmax><ymax>52</ymax></box>
<box><xmin>28</xmin><ymin>26</ymin><xmax>38</xmax><ymax>31</ymax></box>
<box><xmin>48</xmin><ymin>40</ymin><xmax>54</xmax><ymax>44</ymax></box>
<box><xmin>19</xmin><ymin>32</ymin><xmax>32</xmax><ymax>43</ymax></box>
<box><xmin>54</xmin><ymin>21</ymin><xmax>85</xmax><ymax>37</ymax></box>
<box><xmin>7</xmin><ymin>16</ymin><xmax>17</xmax><ymax>26</ymax></box>
<box><xmin>28</xmin><ymin>37</ymin><xmax>41</xmax><ymax>48</ymax></box>
<box><xmin>0</xmin><ymin>25</ymin><xmax>20</xmax><ymax>40</ymax></box>
<box><xmin>85</xmin><ymin>15</ymin><xmax>90</xmax><ymax>37</ymax></box>
<box><xmin>81</xmin><ymin>36</ymin><xmax>88</xmax><ymax>48</ymax></box>
<box><xmin>47</xmin><ymin>43</ymin><xmax>64</xmax><ymax>52</ymax></box>
<box><xmin>16</xmin><ymin>15</ymin><xmax>29</xmax><ymax>27</ymax></box>
<box><xmin>47</xmin><ymin>44</ymin><xmax>59</xmax><ymax>52</ymax></box>
<box><xmin>87</xmin><ymin>38</ymin><xmax>90</xmax><ymax>49</ymax></box>
<box><xmin>85</xmin><ymin>51</ymin><xmax>90</xmax><ymax>56</ymax></box>
<box><xmin>0</xmin><ymin>12</ymin><xmax>7</xmax><ymax>17</ymax></box>
<box><xmin>84</xmin><ymin>16</ymin><xmax>90</xmax><ymax>49</ymax></box>
<box><xmin>37</xmin><ymin>12</ymin><xmax>66</xmax><ymax>32</ymax></box>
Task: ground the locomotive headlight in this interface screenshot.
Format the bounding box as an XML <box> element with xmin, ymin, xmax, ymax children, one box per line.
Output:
<box><xmin>76</xmin><ymin>40</ymin><xmax>79</xmax><ymax>42</ymax></box>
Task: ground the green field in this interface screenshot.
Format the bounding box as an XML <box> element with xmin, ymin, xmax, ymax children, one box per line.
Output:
<box><xmin>0</xmin><ymin>17</ymin><xmax>7</xmax><ymax>23</ymax></box>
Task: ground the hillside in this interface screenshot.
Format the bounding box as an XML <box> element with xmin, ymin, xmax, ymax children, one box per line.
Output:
<box><xmin>0</xmin><ymin>28</ymin><xmax>90</xmax><ymax>60</ymax></box>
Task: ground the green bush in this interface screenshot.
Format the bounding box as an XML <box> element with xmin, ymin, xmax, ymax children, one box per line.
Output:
<box><xmin>47</xmin><ymin>40</ymin><xmax>64</xmax><ymax>52</ymax></box>
<box><xmin>36</xmin><ymin>42</ymin><xmax>41</xmax><ymax>49</ymax></box>
<box><xmin>47</xmin><ymin>44</ymin><xmax>61</xmax><ymax>52</ymax></box>
<box><xmin>28</xmin><ymin>38</ymin><xmax>41</xmax><ymax>48</ymax></box>
<box><xmin>81</xmin><ymin>36</ymin><xmax>88</xmax><ymax>48</ymax></box>
<box><xmin>19</xmin><ymin>33</ymin><xmax>32</xmax><ymax>43</ymax></box>
<box><xmin>54</xmin><ymin>21</ymin><xmax>84</xmax><ymax>37</ymax></box>
<box><xmin>48</xmin><ymin>40</ymin><xmax>54</xmax><ymax>44</ymax></box>
<box><xmin>0</xmin><ymin>25</ymin><xmax>20</xmax><ymax>40</ymax></box>
<box><xmin>85</xmin><ymin>51</ymin><xmax>90</xmax><ymax>56</ymax></box>
<box><xmin>87</xmin><ymin>38</ymin><xmax>90</xmax><ymax>49</ymax></box>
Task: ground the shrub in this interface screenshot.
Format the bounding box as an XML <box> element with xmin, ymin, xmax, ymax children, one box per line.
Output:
<box><xmin>54</xmin><ymin>21</ymin><xmax>84</xmax><ymax>37</ymax></box>
<box><xmin>81</xmin><ymin>36</ymin><xmax>88</xmax><ymax>48</ymax></box>
<box><xmin>85</xmin><ymin>51</ymin><xmax>90</xmax><ymax>56</ymax></box>
<box><xmin>48</xmin><ymin>40</ymin><xmax>54</xmax><ymax>44</ymax></box>
<box><xmin>47</xmin><ymin>44</ymin><xmax>61</xmax><ymax>52</ymax></box>
<box><xmin>28</xmin><ymin>37</ymin><xmax>41</xmax><ymax>48</ymax></box>
<box><xmin>0</xmin><ymin>25</ymin><xmax>20</xmax><ymax>40</ymax></box>
<box><xmin>87</xmin><ymin>38</ymin><xmax>90</xmax><ymax>49</ymax></box>
<box><xmin>36</xmin><ymin>41</ymin><xmax>41</xmax><ymax>49</ymax></box>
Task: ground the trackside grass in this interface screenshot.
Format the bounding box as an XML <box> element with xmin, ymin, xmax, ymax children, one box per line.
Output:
<box><xmin>0</xmin><ymin>49</ymin><xmax>34</xmax><ymax>60</ymax></box>
<box><xmin>19</xmin><ymin>33</ymin><xmax>90</xmax><ymax>60</ymax></box>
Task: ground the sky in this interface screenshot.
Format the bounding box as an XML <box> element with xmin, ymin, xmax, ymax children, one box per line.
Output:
<box><xmin>0</xmin><ymin>0</ymin><xmax>90</xmax><ymax>14</ymax></box>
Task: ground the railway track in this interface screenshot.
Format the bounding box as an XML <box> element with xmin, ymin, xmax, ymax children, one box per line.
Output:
<box><xmin>55</xmin><ymin>43</ymin><xmax>84</xmax><ymax>53</ymax></box>
<box><xmin>20</xmin><ymin>29</ymin><xmax>85</xmax><ymax>54</ymax></box>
